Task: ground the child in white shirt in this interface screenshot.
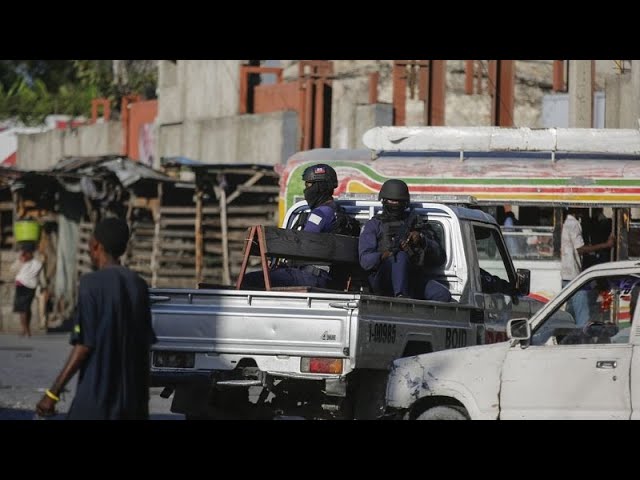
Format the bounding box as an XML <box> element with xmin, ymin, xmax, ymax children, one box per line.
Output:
<box><xmin>10</xmin><ymin>242</ymin><xmax>43</xmax><ymax>337</ymax></box>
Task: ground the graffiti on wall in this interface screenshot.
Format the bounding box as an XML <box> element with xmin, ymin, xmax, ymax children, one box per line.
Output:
<box><xmin>138</xmin><ymin>123</ymin><xmax>155</xmax><ymax>167</ymax></box>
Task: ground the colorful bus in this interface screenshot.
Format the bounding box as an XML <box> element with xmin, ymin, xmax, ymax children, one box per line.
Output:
<box><xmin>278</xmin><ymin>126</ymin><xmax>640</xmax><ymax>313</ymax></box>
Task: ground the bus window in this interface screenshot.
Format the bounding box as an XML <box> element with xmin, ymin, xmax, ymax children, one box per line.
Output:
<box><xmin>485</xmin><ymin>205</ymin><xmax>556</xmax><ymax>261</ymax></box>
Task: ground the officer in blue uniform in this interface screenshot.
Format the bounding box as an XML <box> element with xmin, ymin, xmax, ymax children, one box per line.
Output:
<box><xmin>241</xmin><ymin>163</ymin><xmax>340</xmax><ymax>289</ymax></box>
<box><xmin>359</xmin><ymin>179</ymin><xmax>452</xmax><ymax>301</ymax></box>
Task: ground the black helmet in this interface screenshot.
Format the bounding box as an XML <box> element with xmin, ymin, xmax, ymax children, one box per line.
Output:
<box><xmin>378</xmin><ymin>179</ymin><xmax>410</xmax><ymax>201</ymax></box>
<box><xmin>302</xmin><ymin>164</ymin><xmax>338</xmax><ymax>189</ymax></box>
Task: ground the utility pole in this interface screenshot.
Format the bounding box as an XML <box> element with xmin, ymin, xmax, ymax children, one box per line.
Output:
<box><xmin>489</xmin><ymin>60</ymin><xmax>515</xmax><ymax>127</ymax></box>
<box><xmin>568</xmin><ymin>60</ymin><xmax>593</xmax><ymax>127</ymax></box>
<box><xmin>632</xmin><ymin>60</ymin><xmax>640</xmax><ymax>126</ymax></box>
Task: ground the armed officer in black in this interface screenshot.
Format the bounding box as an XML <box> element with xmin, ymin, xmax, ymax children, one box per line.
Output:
<box><xmin>358</xmin><ymin>179</ymin><xmax>451</xmax><ymax>301</ymax></box>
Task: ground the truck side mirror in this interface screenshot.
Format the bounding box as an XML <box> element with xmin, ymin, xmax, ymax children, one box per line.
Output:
<box><xmin>507</xmin><ymin>318</ymin><xmax>531</xmax><ymax>341</ymax></box>
<box><xmin>516</xmin><ymin>268</ymin><xmax>530</xmax><ymax>296</ymax></box>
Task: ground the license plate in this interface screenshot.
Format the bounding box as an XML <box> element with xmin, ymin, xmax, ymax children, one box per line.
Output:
<box><xmin>152</xmin><ymin>351</ymin><xmax>195</xmax><ymax>368</ymax></box>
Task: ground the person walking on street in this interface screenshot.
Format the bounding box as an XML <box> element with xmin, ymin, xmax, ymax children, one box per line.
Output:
<box><xmin>35</xmin><ymin>217</ymin><xmax>157</xmax><ymax>420</ymax></box>
<box><xmin>11</xmin><ymin>242</ymin><xmax>43</xmax><ymax>337</ymax></box>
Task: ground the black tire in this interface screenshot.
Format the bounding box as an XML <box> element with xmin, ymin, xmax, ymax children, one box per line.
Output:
<box><xmin>415</xmin><ymin>405</ymin><xmax>468</xmax><ymax>420</ymax></box>
<box><xmin>352</xmin><ymin>370</ymin><xmax>388</xmax><ymax>420</ymax></box>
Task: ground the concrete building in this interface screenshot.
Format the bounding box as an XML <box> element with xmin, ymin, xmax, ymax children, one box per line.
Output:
<box><xmin>17</xmin><ymin>122</ymin><xmax>122</xmax><ymax>170</ymax></box>
<box><xmin>155</xmin><ymin>60</ymin><xmax>298</xmax><ymax>167</ymax></box>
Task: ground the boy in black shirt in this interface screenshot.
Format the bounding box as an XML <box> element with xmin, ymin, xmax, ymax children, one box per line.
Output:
<box><xmin>36</xmin><ymin>217</ymin><xmax>157</xmax><ymax>420</ymax></box>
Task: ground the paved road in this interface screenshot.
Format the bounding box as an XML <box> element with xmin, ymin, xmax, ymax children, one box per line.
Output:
<box><xmin>0</xmin><ymin>332</ymin><xmax>183</xmax><ymax>420</ymax></box>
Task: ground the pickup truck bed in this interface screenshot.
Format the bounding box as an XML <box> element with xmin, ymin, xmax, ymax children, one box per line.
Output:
<box><xmin>151</xmin><ymin>288</ymin><xmax>357</xmax><ymax>374</ymax></box>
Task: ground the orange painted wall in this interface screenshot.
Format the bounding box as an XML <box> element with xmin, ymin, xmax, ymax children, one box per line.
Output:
<box><xmin>254</xmin><ymin>81</ymin><xmax>301</xmax><ymax>114</ymax></box>
<box><xmin>127</xmin><ymin>100</ymin><xmax>157</xmax><ymax>162</ymax></box>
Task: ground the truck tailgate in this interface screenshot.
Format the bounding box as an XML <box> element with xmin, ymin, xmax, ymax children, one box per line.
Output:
<box><xmin>151</xmin><ymin>289</ymin><xmax>359</xmax><ymax>358</ymax></box>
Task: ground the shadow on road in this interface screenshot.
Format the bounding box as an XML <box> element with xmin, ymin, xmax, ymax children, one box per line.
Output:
<box><xmin>0</xmin><ymin>407</ymin><xmax>66</xmax><ymax>420</ymax></box>
<box><xmin>0</xmin><ymin>407</ymin><xmax>184</xmax><ymax>420</ymax></box>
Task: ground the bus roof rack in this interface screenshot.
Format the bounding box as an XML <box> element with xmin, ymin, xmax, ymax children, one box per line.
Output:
<box><xmin>337</xmin><ymin>193</ymin><xmax>478</xmax><ymax>205</ymax></box>
<box><xmin>362</xmin><ymin>126</ymin><xmax>640</xmax><ymax>156</ymax></box>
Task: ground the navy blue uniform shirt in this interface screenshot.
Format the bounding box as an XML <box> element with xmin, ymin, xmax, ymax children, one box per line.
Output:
<box><xmin>303</xmin><ymin>203</ymin><xmax>336</xmax><ymax>233</ymax></box>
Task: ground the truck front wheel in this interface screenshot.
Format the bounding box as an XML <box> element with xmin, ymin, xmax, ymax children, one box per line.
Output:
<box><xmin>415</xmin><ymin>405</ymin><xmax>468</xmax><ymax>420</ymax></box>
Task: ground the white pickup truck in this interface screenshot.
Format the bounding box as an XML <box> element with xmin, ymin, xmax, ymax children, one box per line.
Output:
<box><xmin>150</xmin><ymin>196</ymin><xmax>540</xmax><ymax>419</ymax></box>
<box><xmin>385</xmin><ymin>260</ymin><xmax>640</xmax><ymax>420</ymax></box>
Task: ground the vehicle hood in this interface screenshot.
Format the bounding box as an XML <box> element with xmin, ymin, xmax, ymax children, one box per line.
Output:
<box><xmin>385</xmin><ymin>341</ymin><xmax>512</xmax><ymax>419</ymax></box>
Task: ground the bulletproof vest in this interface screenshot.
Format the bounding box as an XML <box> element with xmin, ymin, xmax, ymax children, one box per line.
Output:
<box><xmin>288</xmin><ymin>207</ymin><xmax>334</xmax><ymax>269</ymax></box>
<box><xmin>378</xmin><ymin>218</ymin><xmax>405</xmax><ymax>253</ymax></box>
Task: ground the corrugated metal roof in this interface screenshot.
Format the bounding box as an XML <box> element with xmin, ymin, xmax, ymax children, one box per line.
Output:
<box><xmin>21</xmin><ymin>156</ymin><xmax>179</xmax><ymax>183</ymax></box>
<box><xmin>1</xmin><ymin>156</ymin><xmax>189</xmax><ymax>194</ymax></box>
<box><xmin>79</xmin><ymin>157</ymin><xmax>173</xmax><ymax>187</ymax></box>
<box><xmin>161</xmin><ymin>156</ymin><xmax>206</xmax><ymax>167</ymax></box>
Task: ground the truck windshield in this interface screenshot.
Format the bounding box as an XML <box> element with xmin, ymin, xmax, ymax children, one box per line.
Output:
<box><xmin>473</xmin><ymin>225</ymin><xmax>512</xmax><ymax>287</ymax></box>
<box><xmin>531</xmin><ymin>273</ymin><xmax>640</xmax><ymax>346</ymax></box>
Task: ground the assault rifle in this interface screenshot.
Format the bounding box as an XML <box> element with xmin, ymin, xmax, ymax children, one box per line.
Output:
<box><xmin>390</xmin><ymin>211</ymin><xmax>425</xmax><ymax>258</ymax></box>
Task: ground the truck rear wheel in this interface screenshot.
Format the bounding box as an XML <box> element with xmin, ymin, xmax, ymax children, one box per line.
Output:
<box><xmin>415</xmin><ymin>405</ymin><xmax>468</xmax><ymax>420</ymax></box>
<box><xmin>352</xmin><ymin>370</ymin><xmax>387</xmax><ymax>420</ymax></box>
